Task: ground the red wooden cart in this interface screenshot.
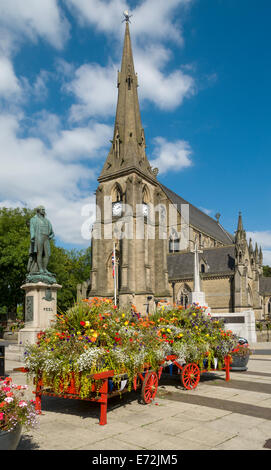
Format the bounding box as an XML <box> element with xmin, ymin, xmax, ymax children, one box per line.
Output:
<box><xmin>14</xmin><ymin>364</ymin><xmax>164</xmax><ymax>426</ymax></box>
<box><xmin>162</xmin><ymin>354</ymin><xmax>231</xmax><ymax>390</ymax></box>
<box><xmin>14</xmin><ymin>354</ymin><xmax>231</xmax><ymax>425</ymax></box>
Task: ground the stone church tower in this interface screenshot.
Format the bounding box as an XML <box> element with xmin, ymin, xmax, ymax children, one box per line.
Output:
<box><xmin>75</xmin><ymin>16</ymin><xmax>270</xmax><ymax>319</ymax></box>
<box><xmin>89</xmin><ymin>19</ymin><xmax>170</xmax><ymax>313</ymax></box>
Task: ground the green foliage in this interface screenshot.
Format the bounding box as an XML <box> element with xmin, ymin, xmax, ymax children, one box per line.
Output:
<box><xmin>263</xmin><ymin>265</ymin><xmax>271</xmax><ymax>277</ymax></box>
<box><xmin>0</xmin><ymin>207</ymin><xmax>91</xmax><ymax>314</ymax></box>
<box><xmin>48</xmin><ymin>245</ymin><xmax>91</xmax><ymax>312</ymax></box>
<box><xmin>0</xmin><ymin>207</ymin><xmax>34</xmax><ymax>313</ymax></box>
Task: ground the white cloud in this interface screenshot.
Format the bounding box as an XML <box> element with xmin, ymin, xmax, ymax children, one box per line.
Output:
<box><xmin>66</xmin><ymin>0</ymin><xmax>191</xmax><ymax>43</ymax></box>
<box><xmin>50</xmin><ymin>122</ymin><xmax>112</xmax><ymax>162</ymax></box>
<box><xmin>0</xmin><ymin>0</ymin><xmax>69</xmax><ymax>53</ymax></box>
<box><xmin>135</xmin><ymin>44</ymin><xmax>195</xmax><ymax>110</ymax></box>
<box><xmin>0</xmin><ymin>56</ymin><xmax>21</xmax><ymax>97</ymax></box>
<box><xmin>64</xmin><ymin>0</ymin><xmax>195</xmax><ymax>119</ymax></box>
<box><xmin>149</xmin><ymin>136</ymin><xmax>192</xmax><ymax>174</ymax></box>
<box><xmin>66</xmin><ymin>63</ymin><xmax>118</xmax><ymax>121</ymax></box>
<box><xmin>0</xmin><ymin>112</ymin><xmax>110</xmax><ymax>244</ymax></box>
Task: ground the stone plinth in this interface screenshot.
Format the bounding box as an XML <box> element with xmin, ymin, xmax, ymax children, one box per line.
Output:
<box><xmin>210</xmin><ymin>310</ymin><xmax>257</xmax><ymax>344</ymax></box>
<box><xmin>19</xmin><ymin>282</ymin><xmax>62</xmax><ymax>346</ymax></box>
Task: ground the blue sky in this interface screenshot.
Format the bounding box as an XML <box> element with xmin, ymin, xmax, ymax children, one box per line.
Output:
<box><xmin>0</xmin><ymin>0</ymin><xmax>270</xmax><ymax>264</ymax></box>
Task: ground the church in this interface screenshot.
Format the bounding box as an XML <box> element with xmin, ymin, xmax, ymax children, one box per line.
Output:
<box><xmin>78</xmin><ymin>18</ymin><xmax>271</xmax><ymax>320</ymax></box>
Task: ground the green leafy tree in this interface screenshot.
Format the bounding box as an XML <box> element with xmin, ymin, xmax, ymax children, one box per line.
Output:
<box><xmin>263</xmin><ymin>265</ymin><xmax>271</xmax><ymax>277</ymax></box>
<box><xmin>48</xmin><ymin>245</ymin><xmax>91</xmax><ymax>312</ymax></box>
<box><xmin>0</xmin><ymin>208</ymin><xmax>34</xmax><ymax>314</ymax></box>
<box><xmin>0</xmin><ymin>207</ymin><xmax>91</xmax><ymax>315</ymax></box>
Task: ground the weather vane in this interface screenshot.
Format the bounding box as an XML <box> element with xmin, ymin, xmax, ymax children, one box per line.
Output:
<box><xmin>122</xmin><ymin>10</ymin><xmax>132</xmax><ymax>23</ymax></box>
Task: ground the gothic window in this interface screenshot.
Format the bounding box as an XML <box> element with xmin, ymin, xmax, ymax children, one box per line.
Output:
<box><xmin>142</xmin><ymin>185</ymin><xmax>150</xmax><ymax>218</ymax></box>
<box><xmin>111</xmin><ymin>183</ymin><xmax>123</xmax><ymax>202</ymax></box>
<box><xmin>201</xmin><ymin>264</ymin><xmax>205</xmax><ymax>273</ymax></box>
<box><xmin>268</xmin><ymin>298</ymin><xmax>271</xmax><ymax>315</ymax></box>
<box><xmin>169</xmin><ymin>229</ymin><xmax>180</xmax><ymax>253</ymax></box>
<box><xmin>112</xmin><ymin>183</ymin><xmax>123</xmax><ymax>217</ymax></box>
<box><xmin>177</xmin><ymin>285</ymin><xmax>191</xmax><ymax>308</ymax></box>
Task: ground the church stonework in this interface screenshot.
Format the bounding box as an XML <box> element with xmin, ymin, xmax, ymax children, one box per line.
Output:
<box><xmin>83</xmin><ymin>20</ymin><xmax>270</xmax><ymax>320</ymax></box>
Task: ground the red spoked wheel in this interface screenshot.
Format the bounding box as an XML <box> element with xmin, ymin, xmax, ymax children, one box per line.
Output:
<box><xmin>141</xmin><ymin>371</ymin><xmax>158</xmax><ymax>404</ymax></box>
<box><xmin>181</xmin><ymin>363</ymin><xmax>200</xmax><ymax>390</ymax></box>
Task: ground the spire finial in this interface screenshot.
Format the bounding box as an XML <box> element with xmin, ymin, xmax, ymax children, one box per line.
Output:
<box><xmin>123</xmin><ymin>10</ymin><xmax>132</xmax><ymax>23</ymax></box>
<box><xmin>237</xmin><ymin>211</ymin><xmax>244</xmax><ymax>232</ymax></box>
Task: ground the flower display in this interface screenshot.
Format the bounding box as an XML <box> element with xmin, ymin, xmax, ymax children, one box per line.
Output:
<box><xmin>24</xmin><ymin>299</ymin><xmax>239</xmax><ymax>398</ymax></box>
<box><xmin>0</xmin><ymin>377</ymin><xmax>38</xmax><ymax>432</ymax></box>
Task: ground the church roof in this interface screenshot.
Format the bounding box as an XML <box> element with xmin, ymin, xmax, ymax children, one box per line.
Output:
<box><xmin>167</xmin><ymin>245</ymin><xmax>236</xmax><ymax>280</ymax></box>
<box><xmin>259</xmin><ymin>277</ymin><xmax>271</xmax><ymax>295</ymax></box>
<box><xmin>160</xmin><ymin>184</ymin><xmax>234</xmax><ymax>245</ymax></box>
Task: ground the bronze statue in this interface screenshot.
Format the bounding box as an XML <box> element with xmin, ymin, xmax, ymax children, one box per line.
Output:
<box><xmin>26</xmin><ymin>206</ymin><xmax>56</xmax><ymax>284</ymax></box>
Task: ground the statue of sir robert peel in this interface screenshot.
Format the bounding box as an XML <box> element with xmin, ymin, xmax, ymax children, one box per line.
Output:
<box><xmin>27</xmin><ymin>206</ymin><xmax>55</xmax><ymax>281</ymax></box>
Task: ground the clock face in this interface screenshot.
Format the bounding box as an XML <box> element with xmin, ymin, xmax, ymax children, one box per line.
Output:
<box><xmin>143</xmin><ymin>203</ymin><xmax>149</xmax><ymax>217</ymax></box>
<box><xmin>112</xmin><ymin>202</ymin><xmax>122</xmax><ymax>217</ymax></box>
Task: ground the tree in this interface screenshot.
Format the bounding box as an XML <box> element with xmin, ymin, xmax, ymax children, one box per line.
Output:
<box><xmin>48</xmin><ymin>245</ymin><xmax>91</xmax><ymax>312</ymax></box>
<box><xmin>0</xmin><ymin>207</ymin><xmax>91</xmax><ymax>315</ymax></box>
<box><xmin>263</xmin><ymin>265</ymin><xmax>271</xmax><ymax>277</ymax></box>
<box><xmin>0</xmin><ymin>208</ymin><xmax>34</xmax><ymax>314</ymax></box>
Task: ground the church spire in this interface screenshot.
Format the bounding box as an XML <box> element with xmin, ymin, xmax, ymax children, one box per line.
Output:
<box><xmin>98</xmin><ymin>17</ymin><xmax>156</xmax><ymax>183</ymax></box>
<box><xmin>235</xmin><ymin>211</ymin><xmax>246</xmax><ymax>243</ymax></box>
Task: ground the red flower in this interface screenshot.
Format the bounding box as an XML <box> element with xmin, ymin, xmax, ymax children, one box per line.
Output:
<box><xmin>80</xmin><ymin>321</ymin><xmax>86</xmax><ymax>326</ymax></box>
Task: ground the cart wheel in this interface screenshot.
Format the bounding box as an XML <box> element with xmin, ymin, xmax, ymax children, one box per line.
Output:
<box><xmin>141</xmin><ymin>371</ymin><xmax>158</xmax><ymax>404</ymax></box>
<box><xmin>181</xmin><ymin>363</ymin><xmax>200</xmax><ymax>390</ymax></box>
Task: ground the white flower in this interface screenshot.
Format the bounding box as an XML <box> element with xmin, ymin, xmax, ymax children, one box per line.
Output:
<box><xmin>19</xmin><ymin>401</ymin><xmax>28</xmax><ymax>407</ymax></box>
<box><xmin>4</xmin><ymin>397</ymin><xmax>13</xmax><ymax>403</ymax></box>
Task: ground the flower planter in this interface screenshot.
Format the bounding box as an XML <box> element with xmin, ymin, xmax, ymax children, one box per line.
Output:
<box><xmin>230</xmin><ymin>354</ymin><xmax>249</xmax><ymax>371</ymax></box>
<box><xmin>0</xmin><ymin>425</ymin><xmax>22</xmax><ymax>450</ymax></box>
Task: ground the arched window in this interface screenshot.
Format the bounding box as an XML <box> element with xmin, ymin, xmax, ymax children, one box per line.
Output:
<box><xmin>201</xmin><ymin>264</ymin><xmax>205</xmax><ymax>273</ymax></box>
<box><xmin>112</xmin><ymin>183</ymin><xmax>123</xmax><ymax>217</ymax></box>
<box><xmin>177</xmin><ymin>285</ymin><xmax>191</xmax><ymax>308</ymax></box>
<box><xmin>111</xmin><ymin>183</ymin><xmax>123</xmax><ymax>203</ymax></box>
<box><xmin>169</xmin><ymin>229</ymin><xmax>180</xmax><ymax>253</ymax></box>
<box><xmin>268</xmin><ymin>298</ymin><xmax>271</xmax><ymax>316</ymax></box>
<box><xmin>142</xmin><ymin>185</ymin><xmax>150</xmax><ymax>218</ymax></box>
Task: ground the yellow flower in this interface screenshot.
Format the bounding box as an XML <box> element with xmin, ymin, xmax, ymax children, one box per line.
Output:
<box><xmin>85</xmin><ymin>321</ymin><xmax>90</xmax><ymax>326</ymax></box>
<box><xmin>124</xmin><ymin>321</ymin><xmax>129</xmax><ymax>326</ymax></box>
<box><xmin>122</xmin><ymin>314</ymin><xmax>125</xmax><ymax>318</ymax></box>
<box><xmin>166</xmin><ymin>328</ymin><xmax>171</xmax><ymax>333</ymax></box>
